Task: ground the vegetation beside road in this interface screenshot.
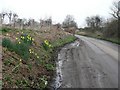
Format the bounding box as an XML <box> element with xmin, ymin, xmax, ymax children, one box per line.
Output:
<box><xmin>1</xmin><ymin>27</ymin><xmax>76</xmax><ymax>89</ymax></box>
<box><xmin>77</xmin><ymin>31</ymin><xmax>120</xmax><ymax>45</ymax></box>
<box><xmin>76</xmin><ymin>2</ymin><xmax>119</xmax><ymax>45</ymax></box>
<box><xmin>77</xmin><ymin>0</ymin><xmax>119</xmax><ymax>45</ymax></box>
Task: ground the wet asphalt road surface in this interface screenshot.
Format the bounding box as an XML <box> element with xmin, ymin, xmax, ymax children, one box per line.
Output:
<box><xmin>54</xmin><ymin>35</ymin><xmax>119</xmax><ymax>89</ymax></box>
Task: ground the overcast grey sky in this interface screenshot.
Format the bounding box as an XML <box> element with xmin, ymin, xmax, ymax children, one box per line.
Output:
<box><xmin>0</xmin><ymin>0</ymin><xmax>116</xmax><ymax>27</ymax></box>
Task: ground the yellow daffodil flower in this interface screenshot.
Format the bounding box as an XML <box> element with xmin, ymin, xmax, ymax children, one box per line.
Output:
<box><xmin>44</xmin><ymin>40</ymin><xmax>47</xmax><ymax>43</ymax></box>
<box><xmin>49</xmin><ymin>45</ymin><xmax>52</xmax><ymax>47</ymax></box>
<box><xmin>44</xmin><ymin>40</ymin><xmax>49</xmax><ymax>45</ymax></box>
<box><xmin>35</xmin><ymin>53</ymin><xmax>37</xmax><ymax>56</ymax></box>
<box><xmin>37</xmin><ymin>56</ymin><xmax>39</xmax><ymax>58</ymax></box>
<box><xmin>45</xmin><ymin>81</ymin><xmax>48</xmax><ymax>85</ymax></box>
<box><xmin>20</xmin><ymin>59</ymin><xmax>22</xmax><ymax>62</ymax></box>
<box><xmin>29</xmin><ymin>37</ymin><xmax>31</xmax><ymax>40</ymax></box>
<box><xmin>18</xmin><ymin>42</ymin><xmax>21</xmax><ymax>44</ymax></box>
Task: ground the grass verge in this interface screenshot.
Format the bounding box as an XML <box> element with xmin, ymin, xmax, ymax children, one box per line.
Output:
<box><xmin>2</xmin><ymin>27</ymin><xmax>77</xmax><ymax>89</ymax></box>
<box><xmin>51</xmin><ymin>35</ymin><xmax>77</xmax><ymax>48</ymax></box>
<box><xmin>77</xmin><ymin>32</ymin><xmax>120</xmax><ymax>45</ymax></box>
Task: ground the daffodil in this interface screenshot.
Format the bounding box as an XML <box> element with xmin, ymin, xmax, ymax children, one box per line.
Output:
<box><xmin>44</xmin><ymin>40</ymin><xmax>47</xmax><ymax>43</ymax></box>
<box><xmin>44</xmin><ymin>40</ymin><xmax>49</xmax><ymax>45</ymax></box>
<box><xmin>49</xmin><ymin>45</ymin><xmax>52</xmax><ymax>47</ymax></box>
<box><xmin>29</xmin><ymin>37</ymin><xmax>31</xmax><ymax>40</ymax></box>
<box><xmin>35</xmin><ymin>53</ymin><xmax>37</xmax><ymax>56</ymax></box>
<box><xmin>32</xmin><ymin>38</ymin><xmax>34</xmax><ymax>41</ymax></box>
<box><xmin>27</xmin><ymin>36</ymin><xmax>29</xmax><ymax>38</ymax></box>
<box><xmin>16</xmin><ymin>38</ymin><xmax>18</xmax><ymax>40</ymax></box>
<box><xmin>29</xmin><ymin>49</ymin><xmax>31</xmax><ymax>53</ymax></box>
<box><xmin>45</xmin><ymin>81</ymin><xmax>48</xmax><ymax>86</ymax></box>
<box><xmin>20</xmin><ymin>59</ymin><xmax>22</xmax><ymax>62</ymax></box>
<box><xmin>37</xmin><ymin>56</ymin><xmax>39</xmax><ymax>58</ymax></box>
<box><xmin>18</xmin><ymin>42</ymin><xmax>21</xmax><ymax>44</ymax></box>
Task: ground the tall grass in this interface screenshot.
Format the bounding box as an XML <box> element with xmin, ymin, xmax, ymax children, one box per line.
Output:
<box><xmin>2</xmin><ymin>38</ymin><xmax>15</xmax><ymax>52</ymax></box>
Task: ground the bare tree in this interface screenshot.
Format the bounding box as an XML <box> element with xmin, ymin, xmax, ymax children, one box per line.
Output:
<box><xmin>110</xmin><ymin>1</ymin><xmax>120</xmax><ymax>19</ymax></box>
<box><xmin>17</xmin><ymin>18</ymin><xmax>23</xmax><ymax>29</ymax></box>
<box><xmin>7</xmin><ymin>11</ymin><xmax>12</xmax><ymax>26</ymax></box>
<box><xmin>12</xmin><ymin>13</ymin><xmax>18</xmax><ymax>28</ymax></box>
<box><xmin>86</xmin><ymin>17</ymin><xmax>91</xmax><ymax>27</ymax></box>
<box><xmin>62</xmin><ymin>15</ymin><xmax>77</xmax><ymax>28</ymax></box>
<box><xmin>103</xmin><ymin>19</ymin><xmax>118</xmax><ymax>38</ymax></box>
<box><xmin>110</xmin><ymin>1</ymin><xmax>120</xmax><ymax>38</ymax></box>
<box><xmin>86</xmin><ymin>15</ymin><xmax>103</xmax><ymax>30</ymax></box>
<box><xmin>28</xmin><ymin>19</ymin><xmax>35</xmax><ymax>30</ymax></box>
<box><xmin>0</xmin><ymin>12</ymin><xmax>6</xmax><ymax>26</ymax></box>
<box><xmin>95</xmin><ymin>15</ymin><xmax>102</xmax><ymax>28</ymax></box>
<box><xmin>0</xmin><ymin>13</ymin><xmax>2</xmax><ymax>26</ymax></box>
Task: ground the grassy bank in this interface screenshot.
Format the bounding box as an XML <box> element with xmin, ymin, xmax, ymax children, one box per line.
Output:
<box><xmin>1</xmin><ymin>27</ymin><xmax>76</xmax><ymax>89</ymax></box>
<box><xmin>52</xmin><ymin>35</ymin><xmax>76</xmax><ymax>48</ymax></box>
<box><xmin>77</xmin><ymin>31</ymin><xmax>120</xmax><ymax>45</ymax></box>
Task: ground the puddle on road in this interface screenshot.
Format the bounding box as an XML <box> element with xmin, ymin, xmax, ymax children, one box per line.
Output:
<box><xmin>50</xmin><ymin>53</ymin><xmax>63</xmax><ymax>90</ymax></box>
<box><xmin>71</xmin><ymin>41</ymin><xmax>80</xmax><ymax>47</ymax></box>
<box><xmin>55</xmin><ymin>60</ymin><xmax>63</xmax><ymax>88</ymax></box>
<box><xmin>51</xmin><ymin>40</ymin><xmax>82</xmax><ymax>89</ymax></box>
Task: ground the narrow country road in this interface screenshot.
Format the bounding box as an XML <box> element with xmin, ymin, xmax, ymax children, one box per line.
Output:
<box><xmin>54</xmin><ymin>35</ymin><xmax>119</xmax><ymax>88</ymax></box>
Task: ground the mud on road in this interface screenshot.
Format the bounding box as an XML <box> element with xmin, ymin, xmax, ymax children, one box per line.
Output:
<box><xmin>52</xmin><ymin>35</ymin><xmax>118</xmax><ymax>89</ymax></box>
